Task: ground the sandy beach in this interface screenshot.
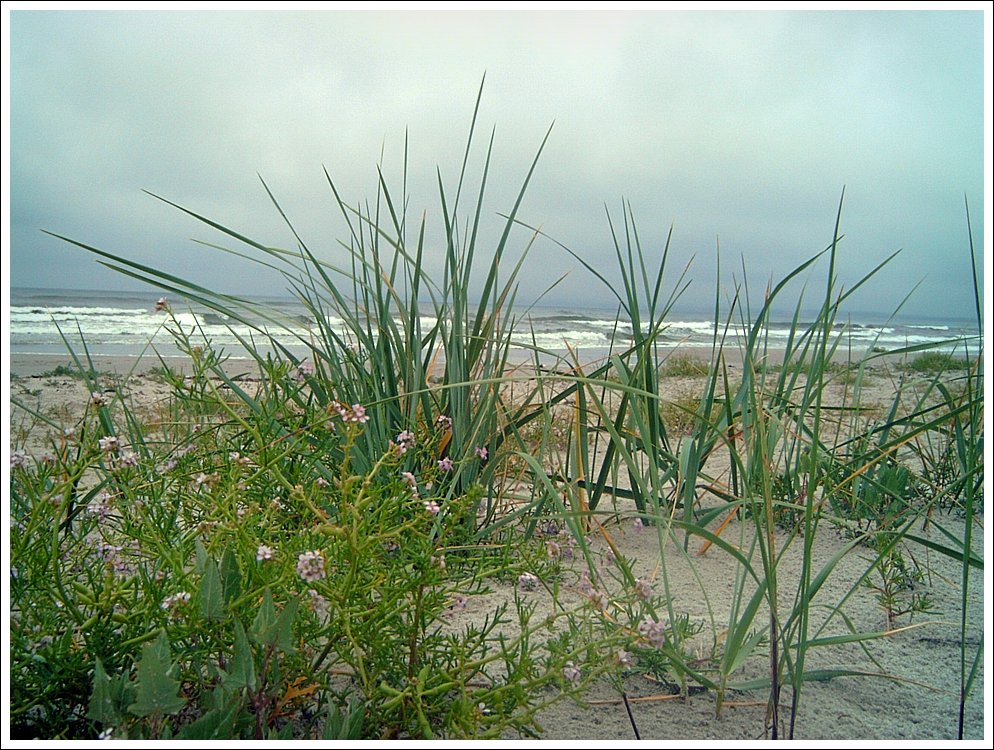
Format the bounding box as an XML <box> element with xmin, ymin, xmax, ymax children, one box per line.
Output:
<box><xmin>7</xmin><ymin>350</ymin><xmax>987</xmax><ymax>741</ymax></box>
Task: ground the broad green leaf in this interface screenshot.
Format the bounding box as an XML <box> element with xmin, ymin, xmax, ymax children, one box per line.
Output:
<box><xmin>176</xmin><ymin>700</ymin><xmax>241</xmax><ymax>739</ymax></box>
<box><xmin>272</xmin><ymin>597</ymin><xmax>300</xmax><ymax>654</ymax></box>
<box><xmin>199</xmin><ymin>558</ymin><xmax>225</xmax><ymax>621</ymax></box>
<box><xmin>194</xmin><ymin>540</ymin><xmax>208</xmax><ymax>574</ymax></box>
<box><xmin>220</xmin><ymin>549</ymin><xmax>242</xmax><ymax>603</ymax></box>
<box><xmin>268</xmin><ymin>723</ymin><xmax>295</xmax><ymax>739</ymax></box>
<box><xmin>87</xmin><ymin>657</ymin><xmax>119</xmax><ymax>726</ymax></box>
<box><xmin>128</xmin><ymin>632</ymin><xmax>187</xmax><ymax>718</ymax></box>
<box><xmin>323</xmin><ymin>699</ymin><xmax>365</xmax><ymax>740</ymax></box>
<box><xmin>225</xmin><ymin>620</ymin><xmax>257</xmax><ymax>692</ymax></box>
<box><xmin>250</xmin><ymin>588</ymin><xmax>276</xmax><ymax>646</ymax></box>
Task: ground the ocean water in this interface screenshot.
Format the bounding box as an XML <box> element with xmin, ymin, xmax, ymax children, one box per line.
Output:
<box><xmin>8</xmin><ymin>287</ymin><xmax>979</xmax><ymax>365</ymax></box>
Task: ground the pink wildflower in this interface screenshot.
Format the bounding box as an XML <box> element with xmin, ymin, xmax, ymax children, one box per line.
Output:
<box><xmin>256</xmin><ymin>544</ymin><xmax>276</xmax><ymax>562</ymax></box>
<box><xmin>98</xmin><ymin>436</ymin><xmax>120</xmax><ymax>454</ymax></box>
<box><xmin>401</xmin><ymin>471</ymin><xmax>419</xmax><ymax>497</ymax></box>
<box><xmin>86</xmin><ymin>492</ymin><xmax>115</xmax><ymax>519</ymax></box>
<box><xmin>158</xmin><ymin>458</ymin><xmax>178</xmax><ymax>473</ymax></box>
<box><xmin>438</xmin><ymin>456</ymin><xmax>454</xmax><ymax>472</ymax></box>
<box><xmin>474</xmin><ymin>446</ymin><xmax>488</xmax><ymax>460</ymax></box>
<box><xmin>634</xmin><ymin>577</ymin><xmax>653</xmax><ymax>601</ymax></box>
<box><xmin>638</xmin><ymin>617</ymin><xmax>668</xmax><ymax>648</ymax></box>
<box><xmin>154</xmin><ymin>296</ymin><xmax>169</xmax><ymax>312</ymax></box>
<box><xmin>296</xmin><ymin>550</ymin><xmax>326</xmax><ymax>582</ymax></box>
<box><xmin>588</xmin><ymin>589</ymin><xmax>609</xmax><ymax>610</ymax></box>
<box><xmin>117</xmin><ymin>450</ymin><xmax>139</xmax><ymax>468</ymax></box>
<box><xmin>562</xmin><ymin>662</ymin><xmax>581</xmax><ymax>688</ymax></box>
<box><xmin>518</xmin><ymin>572</ymin><xmax>539</xmax><ymax>591</ymax></box>
<box><xmin>578</xmin><ymin>571</ymin><xmax>594</xmax><ymax>595</ymax></box>
<box><xmin>424</xmin><ymin>499</ymin><xmax>441</xmax><ymax>515</ymax></box>
<box><xmin>309</xmin><ymin>590</ymin><xmax>330</xmax><ymax>618</ymax></box>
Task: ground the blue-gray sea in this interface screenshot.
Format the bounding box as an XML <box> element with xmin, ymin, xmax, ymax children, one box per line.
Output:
<box><xmin>9</xmin><ymin>287</ymin><xmax>980</xmax><ymax>365</ymax></box>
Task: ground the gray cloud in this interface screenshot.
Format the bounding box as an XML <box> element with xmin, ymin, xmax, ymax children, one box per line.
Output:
<box><xmin>8</xmin><ymin>8</ymin><xmax>986</xmax><ymax>321</ymax></box>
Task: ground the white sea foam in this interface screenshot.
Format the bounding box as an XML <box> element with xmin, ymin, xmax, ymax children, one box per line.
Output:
<box><xmin>9</xmin><ymin>292</ymin><xmax>977</xmax><ymax>359</ymax></box>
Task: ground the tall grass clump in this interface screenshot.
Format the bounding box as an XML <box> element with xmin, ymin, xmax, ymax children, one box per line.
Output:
<box><xmin>529</xmin><ymin>193</ymin><xmax>983</xmax><ymax>738</ymax></box>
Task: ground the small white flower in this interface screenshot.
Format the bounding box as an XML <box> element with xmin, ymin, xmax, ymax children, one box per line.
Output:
<box><xmin>296</xmin><ymin>550</ymin><xmax>326</xmax><ymax>582</ymax></box>
<box><xmin>87</xmin><ymin>492</ymin><xmax>115</xmax><ymax>519</ymax></box>
<box><xmin>424</xmin><ymin>499</ymin><xmax>441</xmax><ymax>515</ymax></box>
<box><xmin>98</xmin><ymin>436</ymin><xmax>120</xmax><ymax>454</ymax></box>
<box><xmin>518</xmin><ymin>572</ymin><xmax>539</xmax><ymax>591</ymax></box>
<box><xmin>162</xmin><ymin>591</ymin><xmax>191</xmax><ymax>613</ymax></box>
<box><xmin>256</xmin><ymin>545</ymin><xmax>275</xmax><ymax>562</ymax></box>
<box><xmin>615</xmin><ymin>649</ymin><xmax>635</xmax><ymax>669</ymax></box>
<box><xmin>347</xmin><ymin>404</ymin><xmax>369</xmax><ymax>424</ymax></box>
<box><xmin>309</xmin><ymin>589</ymin><xmax>330</xmax><ymax>618</ymax></box>
<box><xmin>91</xmin><ymin>391</ymin><xmax>108</xmax><ymax>407</ymax></box>
<box><xmin>10</xmin><ymin>450</ymin><xmax>30</xmax><ymax>470</ymax></box>
<box><xmin>117</xmin><ymin>450</ymin><xmax>139</xmax><ymax>468</ymax></box>
<box><xmin>194</xmin><ymin>472</ymin><xmax>218</xmax><ymax>488</ymax></box>
<box><xmin>562</xmin><ymin>661</ymin><xmax>581</xmax><ymax>688</ymax></box>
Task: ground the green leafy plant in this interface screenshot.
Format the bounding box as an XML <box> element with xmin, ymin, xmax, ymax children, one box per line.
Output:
<box><xmin>862</xmin><ymin>534</ymin><xmax>936</xmax><ymax>630</ymax></box>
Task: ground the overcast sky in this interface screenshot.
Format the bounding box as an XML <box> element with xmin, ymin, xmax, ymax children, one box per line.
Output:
<box><xmin>5</xmin><ymin>6</ymin><xmax>989</xmax><ymax>321</ymax></box>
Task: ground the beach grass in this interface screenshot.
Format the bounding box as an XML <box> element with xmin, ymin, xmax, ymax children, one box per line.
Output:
<box><xmin>9</xmin><ymin>97</ymin><xmax>984</xmax><ymax>739</ymax></box>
